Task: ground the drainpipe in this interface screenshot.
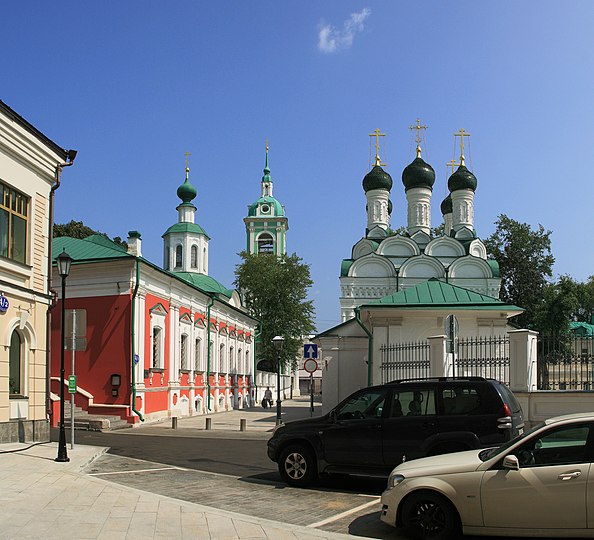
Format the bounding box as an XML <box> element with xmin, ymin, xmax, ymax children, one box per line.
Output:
<box><xmin>131</xmin><ymin>258</ymin><xmax>144</xmax><ymax>421</ymax></box>
<box><xmin>45</xmin><ymin>150</ymin><xmax>77</xmax><ymax>421</ymax></box>
<box><xmin>206</xmin><ymin>295</ymin><xmax>215</xmax><ymax>411</ymax></box>
<box><xmin>354</xmin><ymin>307</ymin><xmax>373</xmax><ymax>386</ymax></box>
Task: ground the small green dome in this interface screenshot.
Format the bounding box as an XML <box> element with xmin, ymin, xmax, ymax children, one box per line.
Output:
<box><xmin>363</xmin><ymin>165</ymin><xmax>393</xmax><ymax>193</ymax></box>
<box><xmin>177</xmin><ymin>169</ymin><xmax>197</xmax><ymax>203</ymax></box>
<box><xmin>440</xmin><ymin>194</ymin><xmax>452</xmax><ymax>214</ymax></box>
<box><xmin>402</xmin><ymin>157</ymin><xmax>435</xmax><ymax>191</ymax></box>
<box><xmin>247</xmin><ymin>196</ymin><xmax>285</xmax><ymax>217</ymax></box>
<box><xmin>448</xmin><ymin>164</ymin><xmax>477</xmax><ymax>192</ymax></box>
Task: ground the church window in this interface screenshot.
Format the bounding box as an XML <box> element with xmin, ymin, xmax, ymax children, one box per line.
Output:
<box><xmin>152</xmin><ymin>327</ymin><xmax>162</xmax><ymax>368</ymax></box>
<box><xmin>164</xmin><ymin>246</ymin><xmax>170</xmax><ymax>270</ymax></box>
<box><xmin>175</xmin><ymin>245</ymin><xmax>183</xmax><ymax>268</ymax></box>
<box><xmin>203</xmin><ymin>247</ymin><xmax>207</xmax><ymax>272</ymax></box>
<box><xmin>195</xmin><ymin>338</ymin><xmax>202</xmax><ymax>371</ymax></box>
<box><xmin>180</xmin><ymin>333</ymin><xmax>188</xmax><ymax>370</ymax></box>
<box><xmin>0</xmin><ymin>181</ymin><xmax>29</xmax><ymax>264</ymax></box>
<box><xmin>191</xmin><ymin>245</ymin><xmax>198</xmax><ymax>268</ymax></box>
<box><xmin>219</xmin><ymin>343</ymin><xmax>226</xmax><ymax>373</ymax></box>
<box><xmin>261</xmin><ymin>204</ymin><xmax>270</xmax><ymax>213</ymax></box>
<box><xmin>9</xmin><ymin>330</ymin><xmax>23</xmax><ymax>396</ymax></box>
<box><xmin>258</xmin><ymin>233</ymin><xmax>274</xmax><ymax>253</ymax></box>
<box><xmin>230</xmin><ymin>346</ymin><xmax>235</xmax><ymax>374</ymax></box>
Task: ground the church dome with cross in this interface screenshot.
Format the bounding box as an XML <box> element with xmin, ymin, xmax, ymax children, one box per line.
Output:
<box><xmin>339</xmin><ymin>122</ymin><xmax>499</xmax><ymax>322</ymax></box>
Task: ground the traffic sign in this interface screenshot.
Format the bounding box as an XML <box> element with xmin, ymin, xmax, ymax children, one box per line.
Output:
<box><xmin>304</xmin><ymin>358</ymin><xmax>318</xmax><ymax>374</ymax></box>
<box><xmin>304</xmin><ymin>344</ymin><xmax>318</xmax><ymax>359</ymax></box>
<box><xmin>68</xmin><ymin>375</ymin><xmax>77</xmax><ymax>394</ymax></box>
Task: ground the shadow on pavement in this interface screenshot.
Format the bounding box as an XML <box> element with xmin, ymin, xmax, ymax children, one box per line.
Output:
<box><xmin>348</xmin><ymin>511</ymin><xmax>404</xmax><ymax>539</ymax></box>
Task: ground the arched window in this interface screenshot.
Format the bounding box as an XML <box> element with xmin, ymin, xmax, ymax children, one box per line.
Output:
<box><xmin>9</xmin><ymin>330</ymin><xmax>23</xmax><ymax>395</ymax></box>
<box><xmin>152</xmin><ymin>327</ymin><xmax>162</xmax><ymax>368</ymax></box>
<box><xmin>180</xmin><ymin>334</ymin><xmax>188</xmax><ymax>370</ymax></box>
<box><xmin>195</xmin><ymin>337</ymin><xmax>202</xmax><ymax>371</ymax></box>
<box><xmin>164</xmin><ymin>246</ymin><xmax>170</xmax><ymax>270</ymax></box>
<box><xmin>219</xmin><ymin>343</ymin><xmax>225</xmax><ymax>373</ymax></box>
<box><xmin>203</xmin><ymin>247</ymin><xmax>207</xmax><ymax>272</ymax></box>
<box><xmin>257</xmin><ymin>233</ymin><xmax>274</xmax><ymax>253</ymax></box>
<box><xmin>191</xmin><ymin>245</ymin><xmax>198</xmax><ymax>268</ymax></box>
<box><xmin>175</xmin><ymin>245</ymin><xmax>183</xmax><ymax>268</ymax></box>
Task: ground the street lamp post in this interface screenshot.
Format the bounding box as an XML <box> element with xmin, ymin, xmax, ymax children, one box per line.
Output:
<box><xmin>272</xmin><ymin>335</ymin><xmax>284</xmax><ymax>426</ymax></box>
<box><xmin>55</xmin><ymin>249</ymin><xmax>72</xmax><ymax>463</ymax></box>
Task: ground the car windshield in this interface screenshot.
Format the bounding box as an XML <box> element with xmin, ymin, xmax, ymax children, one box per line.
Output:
<box><xmin>478</xmin><ymin>422</ymin><xmax>545</xmax><ymax>461</ymax></box>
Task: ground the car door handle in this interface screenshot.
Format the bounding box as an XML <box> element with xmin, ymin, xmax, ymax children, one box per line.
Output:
<box><xmin>558</xmin><ymin>471</ymin><xmax>581</xmax><ymax>481</ymax></box>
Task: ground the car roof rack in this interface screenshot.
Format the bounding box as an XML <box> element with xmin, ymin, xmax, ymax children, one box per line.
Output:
<box><xmin>387</xmin><ymin>376</ymin><xmax>487</xmax><ymax>384</ymax></box>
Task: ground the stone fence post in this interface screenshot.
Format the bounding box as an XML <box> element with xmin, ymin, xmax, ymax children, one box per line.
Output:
<box><xmin>508</xmin><ymin>329</ymin><xmax>539</xmax><ymax>392</ymax></box>
<box><xmin>428</xmin><ymin>335</ymin><xmax>448</xmax><ymax>377</ymax></box>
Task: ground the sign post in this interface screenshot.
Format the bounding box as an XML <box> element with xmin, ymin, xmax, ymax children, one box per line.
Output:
<box><xmin>303</xmin><ymin>344</ymin><xmax>319</xmax><ymax>417</ymax></box>
<box><xmin>445</xmin><ymin>314</ymin><xmax>459</xmax><ymax>376</ymax></box>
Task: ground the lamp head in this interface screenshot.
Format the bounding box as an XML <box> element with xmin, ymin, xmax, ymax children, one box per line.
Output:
<box><xmin>67</xmin><ymin>149</ymin><xmax>78</xmax><ymax>162</ymax></box>
<box><xmin>272</xmin><ymin>335</ymin><xmax>285</xmax><ymax>351</ymax></box>
<box><xmin>56</xmin><ymin>249</ymin><xmax>73</xmax><ymax>278</ymax></box>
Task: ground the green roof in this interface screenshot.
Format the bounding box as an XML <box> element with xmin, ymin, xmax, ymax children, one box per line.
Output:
<box><xmin>366</xmin><ymin>278</ymin><xmax>523</xmax><ymax>311</ymax></box>
<box><xmin>570</xmin><ymin>322</ymin><xmax>594</xmax><ymax>336</ymax></box>
<box><xmin>341</xmin><ymin>259</ymin><xmax>354</xmax><ymax>276</ymax></box>
<box><xmin>162</xmin><ymin>222</ymin><xmax>209</xmax><ymax>238</ymax></box>
<box><xmin>247</xmin><ymin>195</ymin><xmax>285</xmax><ymax>217</ymax></box>
<box><xmin>174</xmin><ymin>272</ymin><xmax>233</xmax><ymax>299</ymax></box>
<box><xmin>53</xmin><ymin>235</ymin><xmax>130</xmax><ymax>262</ymax></box>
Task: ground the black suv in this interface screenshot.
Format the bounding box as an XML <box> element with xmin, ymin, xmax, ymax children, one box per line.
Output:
<box><xmin>268</xmin><ymin>377</ymin><xmax>524</xmax><ymax>487</ymax></box>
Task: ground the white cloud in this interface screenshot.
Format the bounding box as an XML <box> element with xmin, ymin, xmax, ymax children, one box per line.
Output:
<box><xmin>318</xmin><ymin>8</ymin><xmax>371</xmax><ymax>54</ymax></box>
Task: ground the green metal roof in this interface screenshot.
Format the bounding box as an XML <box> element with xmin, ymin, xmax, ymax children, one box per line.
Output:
<box><xmin>341</xmin><ymin>259</ymin><xmax>354</xmax><ymax>277</ymax></box>
<box><xmin>570</xmin><ymin>322</ymin><xmax>594</xmax><ymax>336</ymax></box>
<box><xmin>53</xmin><ymin>235</ymin><xmax>130</xmax><ymax>261</ymax></box>
<box><xmin>247</xmin><ymin>195</ymin><xmax>285</xmax><ymax>217</ymax></box>
<box><xmin>366</xmin><ymin>278</ymin><xmax>523</xmax><ymax>311</ymax></box>
<box><xmin>174</xmin><ymin>272</ymin><xmax>233</xmax><ymax>299</ymax></box>
<box><xmin>162</xmin><ymin>222</ymin><xmax>209</xmax><ymax>239</ymax></box>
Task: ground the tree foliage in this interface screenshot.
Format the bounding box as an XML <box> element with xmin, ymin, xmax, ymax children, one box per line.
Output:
<box><xmin>234</xmin><ymin>252</ymin><xmax>315</xmax><ymax>371</ymax></box>
<box><xmin>484</xmin><ymin>215</ymin><xmax>554</xmax><ymax>329</ymax></box>
<box><xmin>54</xmin><ymin>220</ymin><xmax>127</xmax><ymax>248</ymax></box>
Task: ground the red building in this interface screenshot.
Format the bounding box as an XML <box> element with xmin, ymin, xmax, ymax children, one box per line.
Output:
<box><xmin>50</xmin><ymin>167</ymin><xmax>259</xmax><ymax>425</ymax></box>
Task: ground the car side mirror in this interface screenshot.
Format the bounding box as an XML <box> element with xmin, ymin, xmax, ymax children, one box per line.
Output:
<box><xmin>503</xmin><ymin>454</ymin><xmax>520</xmax><ymax>471</ymax></box>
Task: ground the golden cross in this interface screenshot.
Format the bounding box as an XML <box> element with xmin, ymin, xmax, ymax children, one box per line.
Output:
<box><xmin>454</xmin><ymin>128</ymin><xmax>470</xmax><ymax>164</ymax></box>
<box><xmin>369</xmin><ymin>128</ymin><xmax>386</xmax><ymax>166</ymax></box>
<box><xmin>184</xmin><ymin>151</ymin><xmax>191</xmax><ymax>169</ymax></box>
<box><xmin>409</xmin><ymin>118</ymin><xmax>427</xmax><ymax>145</ymax></box>
<box><xmin>446</xmin><ymin>159</ymin><xmax>459</xmax><ymax>174</ymax></box>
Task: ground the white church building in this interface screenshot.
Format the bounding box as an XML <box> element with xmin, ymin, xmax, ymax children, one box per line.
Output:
<box><xmin>315</xmin><ymin>127</ymin><xmax>523</xmax><ymax>411</ymax></box>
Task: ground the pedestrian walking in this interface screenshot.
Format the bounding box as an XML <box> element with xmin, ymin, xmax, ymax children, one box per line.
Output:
<box><xmin>264</xmin><ymin>386</ymin><xmax>273</xmax><ymax>407</ymax></box>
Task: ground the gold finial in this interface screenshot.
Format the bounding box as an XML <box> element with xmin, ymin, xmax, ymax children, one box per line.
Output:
<box><xmin>409</xmin><ymin>118</ymin><xmax>427</xmax><ymax>158</ymax></box>
<box><xmin>369</xmin><ymin>128</ymin><xmax>386</xmax><ymax>167</ymax></box>
<box><xmin>454</xmin><ymin>128</ymin><xmax>470</xmax><ymax>166</ymax></box>
<box><xmin>184</xmin><ymin>151</ymin><xmax>191</xmax><ymax>178</ymax></box>
<box><xmin>446</xmin><ymin>159</ymin><xmax>460</xmax><ymax>174</ymax></box>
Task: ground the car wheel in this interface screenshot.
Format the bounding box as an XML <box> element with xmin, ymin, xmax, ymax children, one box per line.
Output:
<box><xmin>278</xmin><ymin>444</ymin><xmax>317</xmax><ymax>487</ymax></box>
<box><xmin>401</xmin><ymin>491</ymin><xmax>461</xmax><ymax>540</ymax></box>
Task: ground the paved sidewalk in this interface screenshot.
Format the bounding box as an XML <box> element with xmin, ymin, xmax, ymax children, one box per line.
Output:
<box><xmin>0</xmin><ymin>441</ymin><xmax>362</xmax><ymax>539</ymax></box>
<box><xmin>132</xmin><ymin>396</ymin><xmax>323</xmax><ymax>439</ymax></box>
<box><xmin>0</xmin><ymin>398</ymin><xmax>364</xmax><ymax>539</ymax></box>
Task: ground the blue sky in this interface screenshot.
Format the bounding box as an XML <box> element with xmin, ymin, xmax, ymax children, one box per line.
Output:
<box><xmin>3</xmin><ymin>2</ymin><xmax>594</xmax><ymax>330</ymax></box>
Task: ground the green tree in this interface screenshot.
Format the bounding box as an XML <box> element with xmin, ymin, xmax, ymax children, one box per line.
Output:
<box><xmin>484</xmin><ymin>214</ymin><xmax>554</xmax><ymax>329</ymax></box>
<box><xmin>234</xmin><ymin>252</ymin><xmax>315</xmax><ymax>371</ymax></box>
<box><xmin>534</xmin><ymin>276</ymin><xmax>579</xmax><ymax>334</ymax></box>
<box><xmin>54</xmin><ymin>220</ymin><xmax>127</xmax><ymax>248</ymax></box>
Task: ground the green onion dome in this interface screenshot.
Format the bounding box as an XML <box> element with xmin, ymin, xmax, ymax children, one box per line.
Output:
<box><xmin>177</xmin><ymin>168</ymin><xmax>197</xmax><ymax>203</ymax></box>
<box><xmin>440</xmin><ymin>194</ymin><xmax>452</xmax><ymax>214</ymax></box>
<box><xmin>402</xmin><ymin>157</ymin><xmax>435</xmax><ymax>191</ymax></box>
<box><xmin>447</xmin><ymin>164</ymin><xmax>477</xmax><ymax>192</ymax></box>
<box><xmin>363</xmin><ymin>165</ymin><xmax>393</xmax><ymax>193</ymax></box>
<box><xmin>388</xmin><ymin>199</ymin><xmax>393</xmax><ymax>215</ymax></box>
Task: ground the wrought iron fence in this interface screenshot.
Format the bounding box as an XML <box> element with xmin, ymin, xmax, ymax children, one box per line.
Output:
<box><xmin>380</xmin><ymin>341</ymin><xmax>430</xmax><ymax>383</ymax></box>
<box><xmin>455</xmin><ymin>336</ymin><xmax>510</xmax><ymax>385</ymax></box>
<box><xmin>537</xmin><ymin>334</ymin><xmax>594</xmax><ymax>390</ymax></box>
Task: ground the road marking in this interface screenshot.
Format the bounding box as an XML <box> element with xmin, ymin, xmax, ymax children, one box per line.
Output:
<box><xmin>88</xmin><ymin>466</ymin><xmax>185</xmax><ymax>476</ymax></box>
<box><xmin>306</xmin><ymin>498</ymin><xmax>380</xmax><ymax>528</ymax></box>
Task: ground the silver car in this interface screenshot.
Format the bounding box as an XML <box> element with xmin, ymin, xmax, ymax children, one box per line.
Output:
<box><xmin>381</xmin><ymin>412</ymin><xmax>594</xmax><ymax>539</ymax></box>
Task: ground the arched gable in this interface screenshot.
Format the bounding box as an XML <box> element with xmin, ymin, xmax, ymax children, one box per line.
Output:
<box><xmin>348</xmin><ymin>253</ymin><xmax>396</xmax><ymax>278</ymax></box>
<box><xmin>352</xmin><ymin>239</ymin><xmax>377</xmax><ymax>260</ymax></box>
<box><xmin>425</xmin><ymin>237</ymin><xmax>466</xmax><ymax>258</ymax></box>
<box><xmin>399</xmin><ymin>255</ymin><xmax>446</xmax><ymax>279</ymax></box>
<box><xmin>409</xmin><ymin>230</ymin><xmax>431</xmax><ymax>249</ymax></box>
<box><xmin>468</xmin><ymin>239</ymin><xmax>487</xmax><ymax>259</ymax></box>
<box><xmin>377</xmin><ymin>236</ymin><xmax>420</xmax><ymax>258</ymax></box>
<box><xmin>449</xmin><ymin>255</ymin><xmax>494</xmax><ymax>279</ymax></box>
